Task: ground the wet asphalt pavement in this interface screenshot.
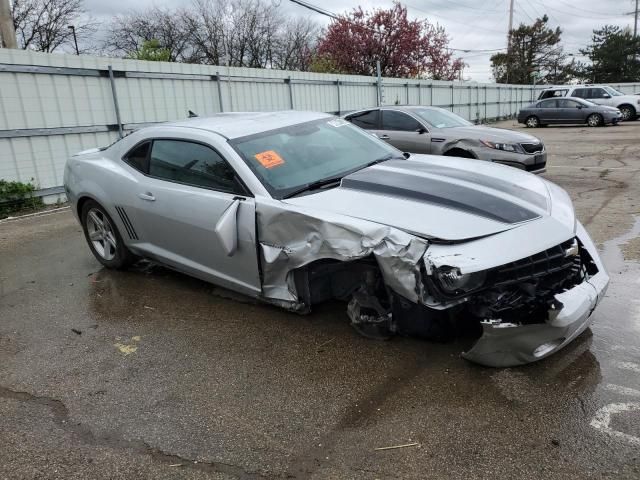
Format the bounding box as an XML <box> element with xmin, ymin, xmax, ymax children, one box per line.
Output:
<box><xmin>1</xmin><ymin>121</ymin><xmax>640</xmax><ymax>479</ymax></box>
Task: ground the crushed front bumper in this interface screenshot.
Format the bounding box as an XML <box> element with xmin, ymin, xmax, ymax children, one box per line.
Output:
<box><xmin>462</xmin><ymin>269</ymin><xmax>608</xmax><ymax>367</ymax></box>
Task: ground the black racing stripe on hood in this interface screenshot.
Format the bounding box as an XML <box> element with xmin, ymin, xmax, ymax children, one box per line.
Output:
<box><xmin>341</xmin><ymin>168</ymin><xmax>540</xmax><ymax>224</ymax></box>
<box><xmin>390</xmin><ymin>160</ymin><xmax>549</xmax><ymax>211</ymax></box>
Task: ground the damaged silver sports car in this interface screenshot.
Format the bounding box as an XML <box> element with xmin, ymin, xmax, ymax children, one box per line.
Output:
<box><xmin>64</xmin><ymin>111</ymin><xmax>609</xmax><ymax>367</ymax></box>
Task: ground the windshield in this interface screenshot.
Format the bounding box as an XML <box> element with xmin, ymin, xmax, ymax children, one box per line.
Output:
<box><xmin>412</xmin><ymin>108</ymin><xmax>472</xmax><ymax>128</ymax></box>
<box><xmin>230</xmin><ymin>118</ymin><xmax>400</xmax><ymax>199</ymax></box>
<box><xmin>603</xmin><ymin>86</ymin><xmax>623</xmax><ymax>96</ymax></box>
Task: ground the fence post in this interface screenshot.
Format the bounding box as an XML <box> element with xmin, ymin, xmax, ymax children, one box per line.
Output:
<box><xmin>429</xmin><ymin>83</ymin><xmax>433</xmax><ymax>106</ymax></box>
<box><xmin>215</xmin><ymin>72</ymin><xmax>224</xmax><ymax>112</ymax></box>
<box><xmin>107</xmin><ymin>65</ymin><xmax>123</xmax><ymax>139</ymax></box>
<box><xmin>405</xmin><ymin>82</ymin><xmax>409</xmax><ymax>104</ymax></box>
<box><xmin>286</xmin><ymin>76</ymin><xmax>294</xmax><ymax>109</ymax></box>
<box><xmin>484</xmin><ymin>85</ymin><xmax>487</xmax><ymax>123</ymax></box>
<box><xmin>417</xmin><ymin>84</ymin><xmax>422</xmax><ymax>105</ymax></box>
<box><xmin>450</xmin><ymin>83</ymin><xmax>454</xmax><ymax>111</ymax></box>
<box><xmin>336</xmin><ymin>79</ymin><xmax>341</xmax><ymax>114</ymax></box>
<box><xmin>376</xmin><ymin>60</ymin><xmax>382</xmax><ymax>106</ymax></box>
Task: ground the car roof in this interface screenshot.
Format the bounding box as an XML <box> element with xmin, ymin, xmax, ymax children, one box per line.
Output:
<box><xmin>162</xmin><ymin>110</ymin><xmax>333</xmax><ymax>139</ymax></box>
<box><xmin>348</xmin><ymin>105</ymin><xmax>447</xmax><ymax>114</ymax></box>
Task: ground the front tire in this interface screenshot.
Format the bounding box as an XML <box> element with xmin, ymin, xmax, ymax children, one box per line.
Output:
<box><xmin>587</xmin><ymin>113</ymin><xmax>603</xmax><ymax>127</ymax></box>
<box><xmin>81</xmin><ymin>200</ymin><xmax>135</xmax><ymax>269</ymax></box>
<box><xmin>525</xmin><ymin>116</ymin><xmax>540</xmax><ymax>128</ymax></box>
<box><xmin>619</xmin><ymin>105</ymin><xmax>636</xmax><ymax>121</ymax></box>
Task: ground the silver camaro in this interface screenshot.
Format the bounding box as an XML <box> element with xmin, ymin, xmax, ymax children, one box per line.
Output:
<box><xmin>64</xmin><ymin>111</ymin><xmax>609</xmax><ymax>367</ymax></box>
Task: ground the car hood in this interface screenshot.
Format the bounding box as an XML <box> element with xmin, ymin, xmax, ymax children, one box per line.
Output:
<box><xmin>438</xmin><ymin>125</ymin><xmax>542</xmax><ymax>143</ymax></box>
<box><xmin>284</xmin><ymin>155</ymin><xmax>564</xmax><ymax>242</ymax></box>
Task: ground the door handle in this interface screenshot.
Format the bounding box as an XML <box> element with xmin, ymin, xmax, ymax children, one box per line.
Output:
<box><xmin>138</xmin><ymin>192</ymin><xmax>155</xmax><ymax>201</ymax></box>
<box><xmin>379</xmin><ymin>135</ymin><xmax>390</xmax><ymax>140</ymax></box>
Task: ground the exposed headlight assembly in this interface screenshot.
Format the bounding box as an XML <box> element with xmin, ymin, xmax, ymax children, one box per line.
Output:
<box><xmin>480</xmin><ymin>140</ymin><xmax>520</xmax><ymax>152</ymax></box>
<box><xmin>435</xmin><ymin>267</ymin><xmax>486</xmax><ymax>295</ymax></box>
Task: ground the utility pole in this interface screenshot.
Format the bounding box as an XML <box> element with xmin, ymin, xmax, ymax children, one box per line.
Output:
<box><xmin>0</xmin><ymin>0</ymin><xmax>18</xmax><ymax>49</ymax></box>
<box><xmin>634</xmin><ymin>0</ymin><xmax>638</xmax><ymax>38</ymax></box>
<box><xmin>68</xmin><ymin>25</ymin><xmax>79</xmax><ymax>55</ymax></box>
<box><xmin>506</xmin><ymin>0</ymin><xmax>515</xmax><ymax>83</ymax></box>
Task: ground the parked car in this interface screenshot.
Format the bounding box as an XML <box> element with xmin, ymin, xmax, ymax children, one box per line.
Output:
<box><xmin>343</xmin><ymin>106</ymin><xmax>546</xmax><ymax>174</ymax></box>
<box><xmin>64</xmin><ymin>111</ymin><xmax>609</xmax><ymax>367</ymax></box>
<box><xmin>517</xmin><ymin>97</ymin><xmax>622</xmax><ymax>128</ymax></box>
<box><xmin>538</xmin><ymin>85</ymin><xmax>640</xmax><ymax>121</ymax></box>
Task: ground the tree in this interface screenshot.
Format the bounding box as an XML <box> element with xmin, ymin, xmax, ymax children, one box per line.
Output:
<box><xmin>104</xmin><ymin>6</ymin><xmax>197</xmax><ymax>62</ymax></box>
<box><xmin>105</xmin><ymin>0</ymin><xmax>318</xmax><ymax>70</ymax></box>
<box><xmin>126</xmin><ymin>40</ymin><xmax>171</xmax><ymax>62</ymax></box>
<box><xmin>576</xmin><ymin>25</ymin><xmax>640</xmax><ymax>83</ymax></box>
<box><xmin>490</xmin><ymin>15</ymin><xmax>572</xmax><ymax>85</ymax></box>
<box><xmin>11</xmin><ymin>0</ymin><xmax>96</xmax><ymax>52</ymax></box>
<box><xmin>313</xmin><ymin>3</ymin><xmax>464</xmax><ymax>79</ymax></box>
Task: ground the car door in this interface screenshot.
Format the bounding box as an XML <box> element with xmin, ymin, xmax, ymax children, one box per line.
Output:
<box><xmin>377</xmin><ymin>110</ymin><xmax>431</xmax><ymax>153</ymax></box>
<box><xmin>557</xmin><ymin>99</ymin><xmax>585</xmax><ymax>123</ymax></box>
<box><xmin>537</xmin><ymin>99</ymin><xmax>559</xmax><ymax>123</ymax></box>
<box><xmin>133</xmin><ymin>138</ymin><xmax>261</xmax><ymax>296</ymax></box>
<box><xmin>583</xmin><ymin>87</ymin><xmax>612</xmax><ymax>106</ymax></box>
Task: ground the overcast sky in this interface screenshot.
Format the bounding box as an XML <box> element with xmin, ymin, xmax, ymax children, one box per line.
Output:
<box><xmin>83</xmin><ymin>0</ymin><xmax>637</xmax><ymax>82</ymax></box>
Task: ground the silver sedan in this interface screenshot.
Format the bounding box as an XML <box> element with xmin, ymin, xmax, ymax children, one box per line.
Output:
<box><xmin>344</xmin><ymin>106</ymin><xmax>547</xmax><ymax>173</ymax></box>
<box><xmin>64</xmin><ymin>111</ymin><xmax>608</xmax><ymax>367</ymax></box>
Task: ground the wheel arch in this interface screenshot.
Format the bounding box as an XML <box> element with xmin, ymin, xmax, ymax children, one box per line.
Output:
<box><xmin>443</xmin><ymin>147</ymin><xmax>477</xmax><ymax>159</ymax></box>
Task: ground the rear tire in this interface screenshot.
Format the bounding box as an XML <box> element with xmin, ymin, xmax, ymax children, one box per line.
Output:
<box><xmin>81</xmin><ymin>200</ymin><xmax>135</xmax><ymax>269</ymax></box>
<box><xmin>525</xmin><ymin>116</ymin><xmax>540</xmax><ymax>128</ymax></box>
<box><xmin>619</xmin><ymin>105</ymin><xmax>636</xmax><ymax>121</ymax></box>
<box><xmin>587</xmin><ymin>113</ymin><xmax>603</xmax><ymax>127</ymax></box>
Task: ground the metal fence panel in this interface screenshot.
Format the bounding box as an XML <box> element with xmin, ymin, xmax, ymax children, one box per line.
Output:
<box><xmin>1</xmin><ymin>49</ymin><xmax>640</xmax><ymax>201</ymax></box>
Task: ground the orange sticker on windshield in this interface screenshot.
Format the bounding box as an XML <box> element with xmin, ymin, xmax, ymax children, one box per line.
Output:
<box><xmin>254</xmin><ymin>150</ymin><xmax>284</xmax><ymax>169</ymax></box>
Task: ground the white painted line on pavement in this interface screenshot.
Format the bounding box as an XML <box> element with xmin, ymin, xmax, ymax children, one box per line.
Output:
<box><xmin>590</xmin><ymin>402</ymin><xmax>640</xmax><ymax>447</ymax></box>
<box><xmin>617</xmin><ymin>362</ymin><xmax>640</xmax><ymax>374</ymax></box>
<box><xmin>605</xmin><ymin>384</ymin><xmax>640</xmax><ymax>397</ymax></box>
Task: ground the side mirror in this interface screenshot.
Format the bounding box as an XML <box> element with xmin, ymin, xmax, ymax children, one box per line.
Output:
<box><xmin>416</xmin><ymin>127</ymin><xmax>427</xmax><ymax>134</ymax></box>
<box><xmin>215</xmin><ymin>199</ymin><xmax>241</xmax><ymax>256</ymax></box>
<box><xmin>402</xmin><ymin>152</ymin><xmax>411</xmax><ymax>159</ymax></box>
<box><xmin>577</xmin><ymin>105</ymin><xmax>583</xmax><ymax>109</ymax></box>
<box><xmin>602</xmin><ymin>94</ymin><xmax>611</xmax><ymax>98</ymax></box>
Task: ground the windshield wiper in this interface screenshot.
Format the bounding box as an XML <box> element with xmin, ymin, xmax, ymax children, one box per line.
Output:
<box><xmin>281</xmin><ymin>154</ymin><xmax>403</xmax><ymax>199</ymax></box>
<box><xmin>282</xmin><ymin>176</ymin><xmax>343</xmax><ymax>199</ymax></box>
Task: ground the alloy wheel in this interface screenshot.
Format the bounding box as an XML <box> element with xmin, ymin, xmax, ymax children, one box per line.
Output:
<box><xmin>620</xmin><ymin>106</ymin><xmax>634</xmax><ymax>121</ymax></box>
<box><xmin>86</xmin><ymin>208</ymin><xmax>117</xmax><ymax>261</ymax></box>
<box><xmin>587</xmin><ymin>114</ymin><xmax>602</xmax><ymax>127</ymax></box>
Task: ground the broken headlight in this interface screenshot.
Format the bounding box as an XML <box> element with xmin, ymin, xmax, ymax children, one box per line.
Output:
<box><xmin>435</xmin><ymin>267</ymin><xmax>486</xmax><ymax>295</ymax></box>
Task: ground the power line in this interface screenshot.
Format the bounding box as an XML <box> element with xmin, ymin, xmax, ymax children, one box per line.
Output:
<box><xmin>288</xmin><ymin>0</ymin><xmax>508</xmax><ymax>52</ymax></box>
<box><xmin>532</xmin><ymin>0</ymin><xmax>629</xmax><ymax>20</ymax></box>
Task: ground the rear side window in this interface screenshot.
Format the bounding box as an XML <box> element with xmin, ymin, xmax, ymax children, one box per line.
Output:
<box><xmin>572</xmin><ymin>88</ymin><xmax>588</xmax><ymax>98</ymax></box>
<box><xmin>124</xmin><ymin>142</ymin><xmax>151</xmax><ymax>172</ymax></box>
<box><xmin>149</xmin><ymin>140</ymin><xmax>245</xmax><ymax>194</ymax></box>
<box><xmin>539</xmin><ymin>89</ymin><xmax>567</xmax><ymax>99</ymax></box>
<box><xmin>381</xmin><ymin>110</ymin><xmax>423</xmax><ymax>131</ymax></box>
<box><xmin>347</xmin><ymin>110</ymin><xmax>379</xmax><ymax>129</ymax></box>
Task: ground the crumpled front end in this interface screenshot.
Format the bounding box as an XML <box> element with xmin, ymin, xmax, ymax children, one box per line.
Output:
<box><xmin>424</xmin><ymin>221</ymin><xmax>609</xmax><ymax>367</ymax></box>
<box><xmin>255</xmin><ymin>200</ymin><xmax>428</xmax><ymax>310</ymax></box>
<box><xmin>255</xmin><ymin>197</ymin><xmax>608</xmax><ymax>368</ymax></box>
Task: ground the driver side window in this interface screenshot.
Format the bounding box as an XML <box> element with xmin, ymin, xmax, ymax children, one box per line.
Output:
<box><xmin>148</xmin><ymin>140</ymin><xmax>245</xmax><ymax>194</ymax></box>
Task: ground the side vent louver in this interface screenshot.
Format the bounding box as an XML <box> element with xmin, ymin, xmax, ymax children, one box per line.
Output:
<box><xmin>115</xmin><ymin>206</ymin><xmax>138</xmax><ymax>240</ymax></box>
